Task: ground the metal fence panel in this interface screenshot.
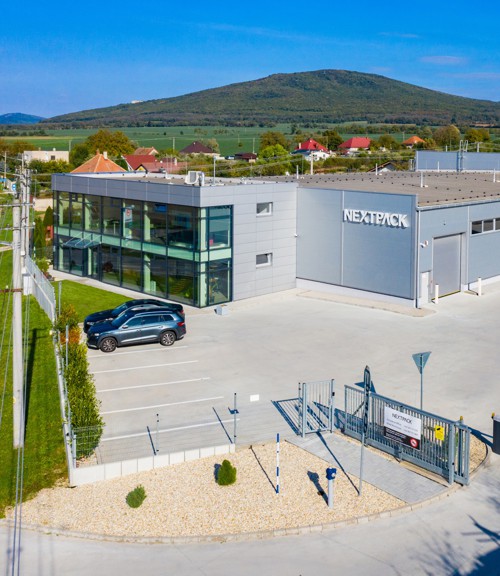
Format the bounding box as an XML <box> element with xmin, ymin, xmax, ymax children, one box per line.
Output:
<box><xmin>344</xmin><ymin>385</ymin><xmax>470</xmax><ymax>485</ymax></box>
<box><xmin>25</xmin><ymin>255</ymin><xmax>56</xmax><ymax>322</ymax></box>
<box><xmin>299</xmin><ymin>379</ymin><xmax>335</xmax><ymax>437</ymax></box>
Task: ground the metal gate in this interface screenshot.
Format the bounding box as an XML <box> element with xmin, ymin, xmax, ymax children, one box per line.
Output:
<box><xmin>298</xmin><ymin>379</ymin><xmax>335</xmax><ymax>438</ymax></box>
<box><xmin>344</xmin><ymin>385</ymin><xmax>470</xmax><ymax>485</ymax></box>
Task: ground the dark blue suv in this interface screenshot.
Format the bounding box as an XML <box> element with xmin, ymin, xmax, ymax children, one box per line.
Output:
<box><xmin>86</xmin><ymin>309</ymin><xmax>186</xmax><ymax>352</ymax></box>
<box><xmin>83</xmin><ymin>299</ymin><xmax>184</xmax><ymax>333</ymax></box>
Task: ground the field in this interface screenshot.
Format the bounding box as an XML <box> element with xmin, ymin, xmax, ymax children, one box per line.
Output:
<box><xmin>2</xmin><ymin>125</ymin><xmax>422</xmax><ymax>157</ymax></box>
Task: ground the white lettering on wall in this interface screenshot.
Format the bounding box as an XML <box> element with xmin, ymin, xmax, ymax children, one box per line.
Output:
<box><xmin>343</xmin><ymin>209</ymin><xmax>409</xmax><ymax>228</ymax></box>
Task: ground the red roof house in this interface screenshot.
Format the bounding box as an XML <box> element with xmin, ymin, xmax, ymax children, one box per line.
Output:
<box><xmin>71</xmin><ymin>152</ymin><xmax>125</xmax><ymax>173</ymax></box>
<box><xmin>293</xmin><ymin>138</ymin><xmax>331</xmax><ymax>160</ymax></box>
<box><xmin>402</xmin><ymin>136</ymin><xmax>425</xmax><ymax>148</ymax></box>
<box><xmin>338</xmin><ymin>137</ymin><xmax>371</xmax><ymax>155</ymax></box>
<box><xmin>133</xmin><ymin>147</ymin><xmax>158</xmax><ymax>156</ymax></box>
<box><xmin>180</xmin><ymin>141</ymin><xmax>218</xmax><ymax>156</ymax></box>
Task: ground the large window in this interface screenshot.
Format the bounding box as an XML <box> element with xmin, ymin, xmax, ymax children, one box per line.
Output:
<box><xmin>121</xmin><ymin>247</ymin><xmax>142</xmax><ymax>291</ymax></box>
<box><xmin>168</xmin><ymin>206</ymin><xmax>196</xmax><ymax>248</ymax></box>
<box><xmin>84</xmin><ymin>195</ymin><xmax>102</xmax><ymax>232</ymax></box>
<box><xmin>144</xmin><ymin>201</ymin><xmax>167</xmax><ymax>246</ymax></box>
<box><xmin>102</xmin><ymin>198</ymin><xmax>122</xmax><ymax>236</ymax></box>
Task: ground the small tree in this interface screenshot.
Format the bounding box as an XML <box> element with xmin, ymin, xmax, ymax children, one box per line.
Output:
<box><xmin>126</xmin><ymin>485</ymin><xmax>147</xmax><ymax>508</ymax></box>
<box><xmin>217</xmin><ymin>459</ymin><xmax>237</xmax><ymax>486</ymax></box>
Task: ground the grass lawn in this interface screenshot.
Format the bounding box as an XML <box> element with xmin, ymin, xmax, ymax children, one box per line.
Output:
<box><xmin>57</xmin><ymin>280</ymin><xmax>130</xmax><ymax>322</ymax></box>
<box><xmin>0</xmin><ymin>251</ymin><xmax>67</xmax><ymax>516</ymax></box>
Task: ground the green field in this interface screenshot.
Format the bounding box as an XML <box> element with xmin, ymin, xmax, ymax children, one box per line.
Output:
<box><xmin>2</xmin><ymin>125</ymin><xmax>422</xmax><ymax>157</ymax></box>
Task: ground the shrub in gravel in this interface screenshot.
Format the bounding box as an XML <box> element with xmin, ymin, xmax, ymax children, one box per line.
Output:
<box><xmin>217</xmin><ymin>459</ymin><xmax>237</xmax><ymax>486</ymax></box>
<box><xmin>126</xmin><ymin>485</ymin><xmax>147</xmax><ymax>508</ymax></box>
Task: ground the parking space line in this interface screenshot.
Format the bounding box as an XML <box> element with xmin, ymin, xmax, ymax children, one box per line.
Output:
<box><xmin>101</xmin><ymin>396</ymin><xmax>224</xmax><ymax>415</ymax></box>
<box><xmin>93</xmin><ymin>360</ymin><xmax>197</xmax><ymax>374</ymax></box>
<box><xmin>88</xmin><ymin>345</ymin><xmax>188</xmax><ymax>358</ymax></box>
<box><xmin>99</xmin><ymin>377</ymin><xmax>211</xmax><ymax>393</ymax></box>
<box><xmin>101</xmin><ymin>418</ymin><xmax>238</xmax><ymax>441</ymax></box>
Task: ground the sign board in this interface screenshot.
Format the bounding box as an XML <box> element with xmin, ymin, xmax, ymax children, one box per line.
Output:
<box><xmin>434</xmin><ymin>425</ymin><xmax>445</xmax><ymax>441</ymax></box>
<box><xmin>412</xmin><ymin>352</ymin><xmax>431</xmax><ymax>374</ymax></box>
<box><xmin>383</xmin><ymin>407</ymin><xmax>422</xmax><ymax>450</ymax></box>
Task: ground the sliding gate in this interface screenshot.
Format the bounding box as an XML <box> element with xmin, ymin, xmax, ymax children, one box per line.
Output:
<box><xmin>298</xmin><ymin>379</ymin><xmax>335</xmax><ymax>438</ymax></box>
<box><xmin>344</xmin><ymin>385</ymin><xmax>470</xmax><ymax>485</ymax></box>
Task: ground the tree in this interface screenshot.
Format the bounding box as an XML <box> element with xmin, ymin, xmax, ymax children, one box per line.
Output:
<box><xmin>259</xmin><ymin>131</ymin><xmax>289</xmax><ymax>152</ymax></box>
<box><xmin>70</xmin><ymin>142</ymin><xmax>92</xmax><ymax>167</ymax></box>
<box><xmin>464</xmin><ymin>128</ymin><xmax>490</xmax><ymax>143</ymax></box>
<box><xmin>86</xmin><ymin>129</ymin><xmax>135</xmax><ymax>156</ymax></box>
<box><xmin>433</xmin><ymin>125</ymin><xmax>461</xmax><ymax>148</ymax></box>
<box><xmin>377</xmin><ymin>134</ymin><xmax>399</xmax><ymax>150</ymax></box>
<box><xmin>257</xmin><ymin>144</ymin><xmax>292</xmax><ymax>176</ymax></box>
<box><xmin>323</xmin><ymin>130</ymin><xmax>343</xmax><ymax>150</ymax></box>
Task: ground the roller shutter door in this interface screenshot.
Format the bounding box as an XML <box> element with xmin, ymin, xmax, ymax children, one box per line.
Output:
<box><xmin>433</xmin><ymin>235</ymin><xmax>461</xmax><ymax>296</ymax></box>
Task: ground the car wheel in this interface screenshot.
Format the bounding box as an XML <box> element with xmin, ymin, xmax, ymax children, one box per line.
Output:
<box><xmin>160</xmin><ymin>331</ymin><xmax>176</xmax><ymax>346</ymax></box>
<box><xmin>100</xmin><ymin>337</ymin><xmax>117</xmax><ymax>353</ymax></box>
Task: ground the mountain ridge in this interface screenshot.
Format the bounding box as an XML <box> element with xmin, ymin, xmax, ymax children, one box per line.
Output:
<box><xmin>42</xmin><ymin>69</ymin><xmax>500</xmax><ymax>127</ymax></box>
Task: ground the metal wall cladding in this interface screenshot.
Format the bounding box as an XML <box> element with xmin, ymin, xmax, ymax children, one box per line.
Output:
<box><xmin>297</xmin><ymin>187</ymin><xmax>416</xmax><ymax>299</ymax></box>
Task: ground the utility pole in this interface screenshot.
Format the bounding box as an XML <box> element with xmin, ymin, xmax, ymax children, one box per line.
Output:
<box><xmin>12</xmin><ymin>174</ymin><xmax>24</xmax><ymax>448</ymax></box>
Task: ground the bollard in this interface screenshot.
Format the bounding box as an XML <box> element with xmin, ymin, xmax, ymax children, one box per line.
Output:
<box><xmin>477</xmin><ymin>277</ymin><xmax>482</xmax><ymax>297</ymax></box>
<box><xmin>493</xmin><ymin>414</ymin><xmax>500</xmax><ymax>455</ymax></box>
<box><xmin>326</xmin><ymin>467</ymin><xmax>337</xmax><ymax>508</ymax></box>
<box><xmin>435</xmin><ymin>284</ymin><xmax>439</xmax><ymax>304</ymax></box>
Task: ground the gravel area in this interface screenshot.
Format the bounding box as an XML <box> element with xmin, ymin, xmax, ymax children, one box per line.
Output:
<box><xmin>9</xmin><ymin>437</ymin><xmax>487</xmax><ymax>540</ymax></box>
<box><xmin>11</xmin><ymin>442</ymin><xmax>404</xmax><ymax>539</ymax></box>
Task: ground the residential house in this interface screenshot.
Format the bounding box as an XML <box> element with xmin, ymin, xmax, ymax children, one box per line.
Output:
<box><xmin>23</xmin><ymin>149</ymin><xmax>70</xmax><ymax>163</ymax></box>
<box><xmin>402</xmin><ymin>136</ymin><xmax>425</xmax><ymax>149</ymax></box>
<box><xmin>71</xmin><ymin>152</ymin><xmax>126</xmax><ymax>173</ymax></box>
<box><xmin>180</xmin><ymin>141</ymin><xmax>219</xmax><ymax>157</ymax></box>
<box><xmin>338</xmin><ymin>137</ymin><xmax>371</xmax><ymax>155</ymax></box>
<box><xmin>133</xmin><ymin>147</ymin><xmax>158</xmax><ymax>156</ymax></box>
<box><xmin>292</xmin><ymin>138</ymin><xmax>331</xmax><ymax>161</ymax></box>
<box><xmin>234</xmin><ymin>152</ymin><xmax>257</xmax><ymax>163</ymax></box>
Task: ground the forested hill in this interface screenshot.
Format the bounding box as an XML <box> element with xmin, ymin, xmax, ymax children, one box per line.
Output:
<box><xmin>0</xmin><ymin>113</ymin><xmax>45</xmax><ymax>125</ymax></box>
<box><xmin>43</xmin><ymin>70</ymin><xmax>500</xmax><ymax>127</ymax></box>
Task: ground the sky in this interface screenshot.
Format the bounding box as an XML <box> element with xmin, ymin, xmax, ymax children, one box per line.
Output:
<box><xmin>2</xmin><ymin>0</ymin><xmax>499</xmax><ymax>118</ymax></box>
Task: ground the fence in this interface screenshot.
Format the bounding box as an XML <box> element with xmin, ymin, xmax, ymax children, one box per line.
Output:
<box><xmin>344</xmin><ymin>385</ymin><xmax>470</xmax><ymax>485</ymax></box>
<box><xmin>24</xmin><ymin>255</ymin><xmax>56</xmax><ymax>322</ymax></box>
<box><xmin>298</xmin><ymin>379</ymin><xmax>335</xmax><ymax>437</ymax></box>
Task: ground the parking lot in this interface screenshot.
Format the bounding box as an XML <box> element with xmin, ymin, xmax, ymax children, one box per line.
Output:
<box><xmin>88</xmin><ymin>286</ymin><xmax>500</xmax><ymax>463</ymax></box>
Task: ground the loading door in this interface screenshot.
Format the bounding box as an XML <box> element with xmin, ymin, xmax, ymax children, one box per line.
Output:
<box><xmin>433</xmin><ymin>235</ymin><xmax>461</xmax><ymax>297</ymax></box>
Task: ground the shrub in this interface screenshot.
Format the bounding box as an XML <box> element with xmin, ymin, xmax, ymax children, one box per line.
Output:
<box><xmin>126</xmin><ymin>485</ymin><xmax>146</xmax><ymax>508</ymax></box>
<box><xmin>217</xmin><ymin>459</ymin><xmax>237</xmax><ymax>486</ymax></box>
<box><xmin>54</xmin><ymin>303</ymin><xmax>79</xmax><ymax>333</ymax></box>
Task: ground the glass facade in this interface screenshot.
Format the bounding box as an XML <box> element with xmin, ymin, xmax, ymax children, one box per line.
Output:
<box><xmin>53</xmin><ymin>191</ymin><xmax>233</xmax><ymax>307</ymax></box>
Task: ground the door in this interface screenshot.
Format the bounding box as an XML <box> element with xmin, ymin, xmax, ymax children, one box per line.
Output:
<box><xmin>433</xmin><ymin>235</ymin><xmax>461</xmax><ymax>297</ymax></box>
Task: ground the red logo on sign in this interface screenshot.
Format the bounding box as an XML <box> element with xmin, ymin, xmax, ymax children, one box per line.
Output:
<box><xmin>410</xmin><ymin>438</ymin><xmax>419</xmax><ymax>449</ymax></box>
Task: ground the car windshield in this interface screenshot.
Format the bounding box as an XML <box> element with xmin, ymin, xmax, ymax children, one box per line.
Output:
<box><xmin>111</xmin><ymin>311</ymin><xmax>134</xmax><ymax>327</ymax></box>
<box><xmin>112</xmin><ymin>302</ymin><xmax>134</xmax><ymax>316</ymax></box>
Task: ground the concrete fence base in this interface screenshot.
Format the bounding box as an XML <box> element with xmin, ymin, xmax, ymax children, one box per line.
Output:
<box><xmin>69</xmin><ymin>444</ymin><xmax>235</xmax><ymax>486</ymax></box>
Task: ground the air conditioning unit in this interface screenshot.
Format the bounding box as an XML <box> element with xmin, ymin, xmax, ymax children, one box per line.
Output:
<box><xmin>184</xmin><ymin>171</ymin><xmax>206</xmax><ymax>186</ymax></box>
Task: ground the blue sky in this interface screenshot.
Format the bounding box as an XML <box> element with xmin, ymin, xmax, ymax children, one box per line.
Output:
<box><xmin>2</xmin><ymin>0</ymin><xmax>499</xmax><ymax>118</ymax></box>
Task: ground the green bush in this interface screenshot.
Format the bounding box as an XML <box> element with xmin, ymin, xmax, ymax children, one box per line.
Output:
<box><xmin>54</xmin><ymin>303</ymin><xmax>79</xmax><ymax>332</ymax></box>
<box><xmin>126</xmin><ymin>485</ymin><xmax>146</xmax><ymax>508</ymax></box>
<box><xmin>217</xmin><ymin>459</ymin><xmax>237</xmax><ymax>486</ymax></box>
<box><xmin>65</xmin><ymin>341</ymin><xmax>104</xmax><ymax>457</ymax></box>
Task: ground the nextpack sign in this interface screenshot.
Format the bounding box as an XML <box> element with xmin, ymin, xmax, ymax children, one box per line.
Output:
<box><xmin>343</xmin><ymin>209</ymin><xmax>409</xmax><ymax>228</ymax></box>
<box><xmin>383</xmin><ymin>407</ymin><xmax>422</xmax><ymax>450</ymax></box>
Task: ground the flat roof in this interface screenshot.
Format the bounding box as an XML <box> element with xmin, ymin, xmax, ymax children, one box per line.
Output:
<box><xmin>264</xmin><ymin>172</ymin><xmax>500</xmax><ymax>207</ymax></box>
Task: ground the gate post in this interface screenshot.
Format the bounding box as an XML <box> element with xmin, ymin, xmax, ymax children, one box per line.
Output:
<box><xmin>447</xmin><ymin>422</ymin><xmax>456</xmax><ymax>484</ymax></box>
<box><xmin>302</xmin><ymin>383</ymin><xmax>307</xmax><ymax>438</ymax></box>
<box><xmin>329</xmin><ymin>379</ymin><xmax>335</xmax><ymax>433</ymax></box>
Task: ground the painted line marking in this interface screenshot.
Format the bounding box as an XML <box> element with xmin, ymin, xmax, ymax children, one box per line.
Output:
<box><xmin>88</xmin><ymin>345</ymin><xmax>188</xmax><ymax>358</ymax></box>
<box><xmin>93</xmin><ymin>360</ymin><xmax>197</xmax><ymax>374</ymax></box>
<box><xmin>101</xmin><ymin>396</ymin><xmax>224</xmax><ymax>415</ymax></box>
<box><xmin>101</xmin><ymin>418</ymin><xmax>238</xmax><ymax>442</ymax></box>
<box><xmin>99</xmin><ymin>377</ymin><xmax>211</xmax><ymax>393</ymax></box>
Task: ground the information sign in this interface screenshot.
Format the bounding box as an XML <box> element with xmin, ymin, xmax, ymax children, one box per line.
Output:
<box><xmin>383</xmin><ymin>407</ymin><xmax>422</xmax><ymax>450</ymax></box>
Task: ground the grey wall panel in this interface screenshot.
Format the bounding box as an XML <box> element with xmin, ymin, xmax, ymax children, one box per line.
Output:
<box><xmin>416</xmin><ymin>151</ymin><xmax>457</xmax><ymax>171</ymax></box>
<box><xmin>342</xmin><ymin>191</ymin><xmax>416</xmax><ymax>298</ymax></box>
<box><xmin>297</xmin><ymin>187</ymin><xmax>343</xmax><ymax>284</ymax></box>
<box><xmin>469</xmin><ymin>234</ymin><xmax>500</xmax><ymax>281</ymax></box>
<box><xmin>416</xmin><ymin>151</ymin><xmax>500</xmax><ymax>172</ymax></box>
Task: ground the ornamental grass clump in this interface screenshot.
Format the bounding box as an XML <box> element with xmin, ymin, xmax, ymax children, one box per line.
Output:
<box><xmin>126</xmin><ymin>485</ymin><xmax>147</xmax><ymax>508</ymax></box>
<box><xmin>217</xmin><ymin>459</ymin><xmax>237</xmax><ymax>486</ymax></box>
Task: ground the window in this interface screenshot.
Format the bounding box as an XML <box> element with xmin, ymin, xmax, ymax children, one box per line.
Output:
<box><xmin>257</xmin><ymin>202</ymin><xmax>273</xmax><ymax>216</ymax></box>
<box><xmin>471</xmin><ymin>218</ymin><xmax>500</xmax><ymax>235</ymax></box>
<box><xmin>256</xmin><ymin>253</ymin><xmax>272</xmax><ymax>267</ymax></box>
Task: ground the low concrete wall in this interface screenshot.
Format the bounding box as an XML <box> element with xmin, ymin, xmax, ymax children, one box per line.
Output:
<box><xmin>70</xmin><ymin>444</ymin><xmax>235</xmax><ymax>486</ymax></box>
